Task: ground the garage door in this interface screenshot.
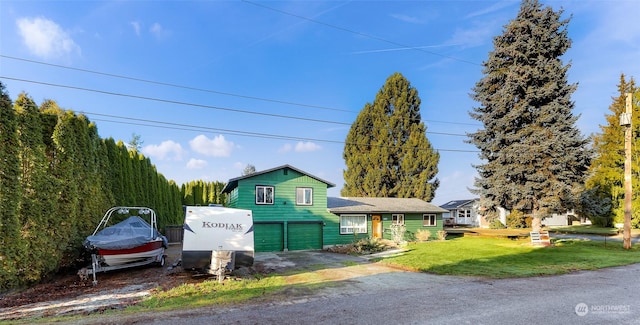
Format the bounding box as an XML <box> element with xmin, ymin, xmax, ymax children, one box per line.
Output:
<box><xmin>254</xmin><ymin>223</ymin><xmax>284</xmax><ymax>252</ymax></box>
<box><xmin>287</xmin><ymin>222</ymin><xmax>322</xmax><ymax>251</ymax></box>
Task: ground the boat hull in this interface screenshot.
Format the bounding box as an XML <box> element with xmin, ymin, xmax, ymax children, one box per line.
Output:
<box><xmin>98</xmin><ymin>240</ymin><xmax>165</xmax><ymax>266</ymax></box>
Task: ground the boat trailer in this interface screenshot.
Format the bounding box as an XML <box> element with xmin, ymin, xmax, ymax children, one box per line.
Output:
<box><xmin>78</xmin><ymin>251</ymin><xmax>165</xmax><ymax>286</ymax></box>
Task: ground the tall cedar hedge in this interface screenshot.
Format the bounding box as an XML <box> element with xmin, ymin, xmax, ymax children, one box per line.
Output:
<box><xmin>0</xmin><ymin>87</ymin><xmax>184</xmax><ymax>290</ymax></box>
<box><xmin>180</xmin><ymin>180</ymin><xmax>227</xmax><ymax>206</ymax></box>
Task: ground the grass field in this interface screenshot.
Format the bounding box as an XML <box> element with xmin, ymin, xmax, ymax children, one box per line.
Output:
<box><xmin>379</xmin><ymin>236</ymin><xmax>640</xmax><ymax>278</ymax></box>
<box><xmin>548</xmin><ymin>224</ymin><xmax>640</xmax><ymax>235</ymax></box>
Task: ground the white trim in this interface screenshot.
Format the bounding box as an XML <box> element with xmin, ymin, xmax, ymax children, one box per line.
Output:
<box><xmin>340</xmin><ymin>214</ymin><xmax>367</xmax><ymax>234</ymax></box>
<box><xmin>255</xmin><ymin>185</ymin><xmax>274</xmax><ymax>205</ymax></box>
<box><xmin>423</xmin><ymin>214</ymin><xmax>436</xmax><ymax>227</ymax></box>
<box><xmin>296</xmin><ymin>187</ymin><xmax>313</xmax><ymax>206</ymax></box>
<box><xmin>392</xmin><ymin>214</ymin><xmax>405</xmax><ymax>225</ymax></box>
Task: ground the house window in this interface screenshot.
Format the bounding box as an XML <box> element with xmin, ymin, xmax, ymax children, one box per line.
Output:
<box><xmin>255</xmin><ymin>186</ymin><xmax>274</xmax><ymax>205</ymax></box>
<box><xmin>392</xmin><ymin>214</ymin><xmax>405</xmax><ymax>225</ymax></box>
<box><xmin>458</xmin><ymin>209</ymin><xmax>471</xmax><ymax>219</ymax></box>
<box><xmin>423</xmin><ymin>214</ymin><xmax>436</xmax><ymax>227</ymax></box>
<box><xmin>296</xmin><ymin>187</ymin><xmax>313</xmax><ymax>205</ymax></box>
<box><xmin>340</xmin><ymin>215</ymin><xmax>367</xmax><ymax>234</ymax></box>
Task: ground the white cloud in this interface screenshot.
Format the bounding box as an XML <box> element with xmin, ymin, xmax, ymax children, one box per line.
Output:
<box><xmin>142</xmin><ymin>140</ymin><xmax>184</xmax><ymax>160</ymax></box>
<box><xmin>447</xmin><ymin>21</ymin><xmax>499</xmax><ymax>49</ymax></box>
<box><xmin>131</xmin><ymin>21</ymin><xmax>141</xmax><ymax>36</ymax></box>
<box><xmin>278</xmin><ymin>143</ymin><xmax>293</xmax><ymax>153</ymax></box>
<box><xmin>278</xmin><ymin>142</ymin><xmax>322</xmax><ymax>153</ymax></box>
<box><xmin>149</xmin><ymin>22</ymin><xmax>170</xmax><ymax>40</ymax></box>
<box><xmin>186</xmin><ymin>158</ymin><xmax>208</xmax><ymax>169</ymax></box>
<box><xmin>465</xmin><ymin>1</ymin><xmax>514</xmax><ymax>19</ymax></box>
<box><xmin>295</xmin><ymin>141</ymin><xmax>321</xmax><ymax>152</ymax></box>
<box><xmin>16</xmin><ymin>17</ymin><xmax>80</xmax><ymax>59</ymax></box>
<box><xmin>189</xmin><ymin>134</ymin><xmax>235</xmax><ymax>157</ymax></box>
<box><xmin>390</xmin><ymin>13</ymin><xmax>424</xmax><ymax>24</ymax></box>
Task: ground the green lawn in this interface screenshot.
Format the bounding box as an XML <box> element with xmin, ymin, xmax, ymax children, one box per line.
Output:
<box><xmin>549</xmin><ymin>224</ymin><xmax>640</xmax><ymax>235</ymax></box>
<box><xmin>379</xmin><ymin>237</ymin><xmax>640</xmax><ymax>278</ymax></box>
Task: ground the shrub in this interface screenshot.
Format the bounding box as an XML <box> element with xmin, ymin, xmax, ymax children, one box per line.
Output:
<box><xmin>326</xmin><ymin>238</ymin><xmax>396</xmax><ymax>255</ymax></box>
<box><xmin>389</xmin><ymin>224</ymin><xmax>406</xmax><ymax>244</ymax></box>
<box><xmin>436</xmin><ymin>230</ymin><xmax>447</xmax><ymax>240</ymax></box>
<box><xmin>489</xmin><ymin>219</ymin><xmax>506</xmax><ymax>229</ymax></box>
<box><xmin>415</xmin><ymin>229</ymin><xmax>431</xmax><ymax>241</ymax></box>
<box><xmin>506</xmin><ymin>209</ymin><xmax>527</xmax><ymax>228</ymax></box>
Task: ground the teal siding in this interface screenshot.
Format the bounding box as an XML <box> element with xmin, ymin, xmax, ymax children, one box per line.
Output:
<box><xmin>225</xmin><ymin>166</ymin><xmax>444</xmax><ymax>249</ymax></box>
<box><xmin>329</xmin><ymin>212</ymin><xmax>444</xmax><ymax>244</ymax></box>
<box><xmin>228</xmin><ymin>167</ymin><xmax>341</xmax><ymax>251</ymax></box>
<box><xmin>379</xmin><ymin>213</ymin><xmax>443</xmax><ymax>241</ymax></box>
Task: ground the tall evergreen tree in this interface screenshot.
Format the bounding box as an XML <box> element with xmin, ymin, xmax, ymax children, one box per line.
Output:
<box><xmin>15</xmin><ymin>93</ymin><xmax>61</xmax><ymax>282</ymax></box>
<box><xmin>581</xmin><ymin>75</ymin><xmax>639</xmax><ymax>227</ymax></box>
<box><xmin>342</xmin><ymin>72</ymin><xmax>440</xmax><ymax>201</ymax></box>
<box><xmin>469</xmin><ymin>0</ymin><xmax>590</xmax><ymax>231</ymax></box>
<box><xmin>0</xmin><ymin>83</ymin><xmax>23</xmax><ymax>289</ymax></box>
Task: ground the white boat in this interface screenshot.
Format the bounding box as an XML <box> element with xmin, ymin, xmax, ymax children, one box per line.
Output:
<box><xmin>80</xmin><ymin>207</ymin><xmax>167</xmax><ymax>284</ymax></box>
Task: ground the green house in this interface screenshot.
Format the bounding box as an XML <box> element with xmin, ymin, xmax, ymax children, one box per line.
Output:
<box><xmin>221</xmin><ymin>165</ymin><xmax>350</xmax><ymax>252</ymax></box>
<box><xmin>221</xmin><ymin>165</ymin><xmax>448</xmax><ymax>252</ymax></box>
<box><xmin>327</xmin><ymin>197</ymin><xmax>448</xmax><ymax>242</ymax></box>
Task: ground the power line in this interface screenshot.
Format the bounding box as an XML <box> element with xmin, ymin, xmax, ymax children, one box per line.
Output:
<box><xmin>2</xmin><ymin>76</ymin><xmax>471</xmax><ymax>137</ymax></box>
<box><xmin>242</xmin><ymin>0</ymin><xmax>481</xmax><ymax>66</ymax></box>
<box><xmin>0</xmin><ymin>55</ymin><xmax>351</xmax><ymax>113</ymax></box>
<box><xmin>2</xmin><ymin>76</ymin><xmax>352</xmax><ymax>125</ymax></box>
<box><xmin>86</xmin><ymin>111</ymin><xmax>479</xmax><ymax>153</ymax></box>
<box><xmin>0</xmin><ymin>55</ymin><xmax>482</xmax><ymax>127</ymax></box>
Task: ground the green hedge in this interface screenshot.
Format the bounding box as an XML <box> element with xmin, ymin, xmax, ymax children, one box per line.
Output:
<box><xmin>0</xmin><ymin>86</ymin><xmax>183</xmax><ymax>290</ymax></box>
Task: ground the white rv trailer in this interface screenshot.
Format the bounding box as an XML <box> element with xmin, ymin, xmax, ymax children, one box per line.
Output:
<box><xmin>182</xmin><ymin>206</ymin><xmax>254</xmax><ymax>275</ymax></box>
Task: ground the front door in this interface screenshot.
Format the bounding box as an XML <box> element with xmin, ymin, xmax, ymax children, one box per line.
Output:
<box><xmin>372</xmin><ymin>215</ymin><xmax>382</xmax><ymax>239</ymax></box>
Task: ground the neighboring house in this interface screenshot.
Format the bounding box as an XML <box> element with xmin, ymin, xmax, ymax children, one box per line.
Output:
<box><xmin>328</xmin><ymin>197</ymin><xmax>448</xmax><ymax>241</ymax></box>
<box><xmin>221</xmin><ymin>165</ymin><xmax>353</xmax><ymax>252</ymax></box>
<box><xmin>542</xmin><ymin>210</ymin><xmax>579</xmax><ymax>226</ymax></box>
<box><xmin>440</xmin><ymin>198</ymin><xmax>579</xmax><ymax>228</ymax></box>
<box><xmin>440</xmin><ymin>199</ymin><xmax>481</xmax><ymax>227</ymax></box>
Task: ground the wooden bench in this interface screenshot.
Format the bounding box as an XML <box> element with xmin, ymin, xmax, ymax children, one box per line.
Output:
<box><xmin>530</xmin><ymin>231</ymin><xmax>551</xmax><ymax>246</ymax></box>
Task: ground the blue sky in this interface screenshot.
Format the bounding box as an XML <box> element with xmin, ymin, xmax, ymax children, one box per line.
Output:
<box><xmin>1</xmin><ymin>1</ymin><xmax>638</xmax><ymax>205</ymax></box>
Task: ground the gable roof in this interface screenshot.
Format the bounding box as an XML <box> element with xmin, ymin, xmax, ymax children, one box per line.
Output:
<box><xmin>328</xmin><ymin>197</ymin><xmax>448</xmax><ymax>214</ymax></box>
<box><xmin>221</xmin><ymin>164</ymin><xmax>335</xmax><ymax>194</ymax></box>
<box><xmin>439</xmin><ymin>199</ymin><xmax>479</xmax><ymax>210</ymax></box>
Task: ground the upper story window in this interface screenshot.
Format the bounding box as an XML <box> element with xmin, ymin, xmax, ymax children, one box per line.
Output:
<box><xmin>392</xmin><ymin>214</ymin><xmax>405</xmax><ymax>225</ymax></box>
<box><xmin>256</xmin><ymin>186</ymin><xmax>274</xmax><ymax>205</ymax></box>
<box><xmin>296</xmin><ymin>187</ymin><xmax>313</xmax><ymax>205</ymax></box>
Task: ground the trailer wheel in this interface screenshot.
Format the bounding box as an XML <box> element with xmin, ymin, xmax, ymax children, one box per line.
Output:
<box><xmin>156</xmin><ymin>255</ymin><xmax>165</xmax><ymax>267</ymax></box>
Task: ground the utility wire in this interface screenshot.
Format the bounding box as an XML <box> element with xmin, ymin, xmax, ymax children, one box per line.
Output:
<box><xmin>0</xmin><ymin>55</ymin><xmax>482</xmax><ymax>127</ymax></box>
<box><xmin>2</xmin><ymin>76</ymin><xmax>470</xmax><ymax>137</ymax></box>
<box><xmin>86</xmin><ymin>112</ymin><xmax>480</xmax><ymax>153</ymax></box>
<box><xmin>0</xmin><ymin>55</ymin><xmax>351</xmax><ymax>113</ymax></box>
<box><xmin>2</xmin><ymin>76</ymin><xmax>351</xmax><ymax>125</ymax></box>
<box><xmin>242</xmin><ymin>0</ymin><xmax>481</xmax><ymax>66</ymax></box>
